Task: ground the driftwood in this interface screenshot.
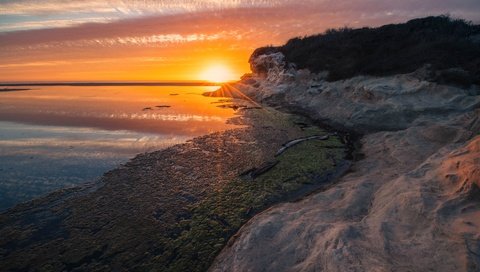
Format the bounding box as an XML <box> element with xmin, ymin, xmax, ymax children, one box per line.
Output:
<box><xmin>240</xmin><ymin>160</ymin><xmax>279</xmax><ymax>180</ymax></box>
<box><xmin>275</xmin><ymin>135</ymin><xmax>329</xmax><ymax>157</ymax></box>
<box><xmin>239</xmin><ymin>134</ymin><xmax>331</xmax><ymax>179</ymax></box>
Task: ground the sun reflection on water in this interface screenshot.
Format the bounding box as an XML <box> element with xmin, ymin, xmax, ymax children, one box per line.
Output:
<box><xmin>0</xmin><ymin>85</ymin><xmax>238</xmax><ymax>210</ymax></box>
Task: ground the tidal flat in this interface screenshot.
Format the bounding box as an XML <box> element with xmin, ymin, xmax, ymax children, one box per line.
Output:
<box><xmin>0</xmin><ymin>85</ymin><xmax>237</xmax><ymax>210</ymax></box>
<box><xmin>0</xmin><ymin>99</ymin><xmax>348</xmax><ymax>271</ymax></box>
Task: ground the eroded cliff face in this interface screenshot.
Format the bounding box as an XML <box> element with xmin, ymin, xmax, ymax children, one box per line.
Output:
<box><xmin>210</xmin><ymin>53</ymin><xmax>480</xmax><ymax>271</ymax></box>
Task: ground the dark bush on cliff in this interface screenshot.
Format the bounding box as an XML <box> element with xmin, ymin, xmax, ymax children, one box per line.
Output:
<box><xmin>253</xmin><ymin>16</ymin><xmax>480</xmax><ymax>85</ymax></box>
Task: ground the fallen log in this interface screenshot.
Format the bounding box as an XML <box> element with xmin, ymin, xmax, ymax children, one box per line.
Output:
<box><xmin>275</xmin><ymin>135</ymin><xmax>330</xmax><ymax>157</ymax></box>
<box><xmin>240</xmin><ymin>160</ymin><xmax>279</xmax><ymax>180</ymax></box>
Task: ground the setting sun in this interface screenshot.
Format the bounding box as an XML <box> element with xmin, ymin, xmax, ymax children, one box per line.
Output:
<box><xmin>200</xmin><ymin>64</ymin><xmax>237</xmax><ymax>83</ymax></box>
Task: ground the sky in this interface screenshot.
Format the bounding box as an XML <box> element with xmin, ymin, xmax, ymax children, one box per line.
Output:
<box><xmin>1</xmin><ymin>0</ymin><xmax>479</xmax><ymax>82</ymax></box>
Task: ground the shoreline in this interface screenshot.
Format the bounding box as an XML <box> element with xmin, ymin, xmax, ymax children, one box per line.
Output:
<box><xmin>209</xmin><ymin>51</ymin><xmax>480</xmax><ymax>271</ymax></box>
<box><xmin>0</xmin><ymin>88</ymin><xmax>31</xmax><ymax>92</ymax></box>
<box><xmin>0</xmin><ymin>98</ymin><xmax>350</xmax><ymax>271</ymax></box>
<box><xmin>0</xmin><ymin>85</ymin><xmax>240</xmax><ymax>211</ymax></box>
<box><xmin>0</xmin><ymin>82</ymin><xmax>222</xmax><ymax>87</ymax></box>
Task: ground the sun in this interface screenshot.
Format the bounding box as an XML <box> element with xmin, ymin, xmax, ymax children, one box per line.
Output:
<box><xmin>200</xmin><ymin>64</ymin><xmax>236</xmax><ymax>83</ymax></box>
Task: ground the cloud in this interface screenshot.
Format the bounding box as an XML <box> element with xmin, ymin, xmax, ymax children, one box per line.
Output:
<box><xmin>0</xmin><ymin>57</ymin><xmax>167</xmax><ymax>68</ymax></box>
<box><xmin>0</xmin><ymin>0</ymin><xmax>288</xmax><ymax>31</ymax></box>
<box><xmin>0</xmin><ymin>0</ymin><xmax>287</xmax><ymax>14</ymax></box>
<box><xmin>0</xmin><ymin>7</ymin><xmax>291</xmax><ymax>48</ymax></box>
<box><xmin>0</xmin><ymin>0</ymin><xmax>281</xmax><ymax>15</ymax></box>
<box><xmin>1</xmin><ymin>1</ymin><xmax>479</xmax><ymax>42</ymax></box>
<box><xmin>0</xmin><ymin>18</ymin><xmax>115</xmax><ymax>32</ymax></box>
<box><xmin>4</xmin><ymin>33</ymin><xmax>230</xmax><ymax>52</ymax></box>
<box><xmin>0</xmin><ymin>0</ymin><xmax>479</xmax><ymax>81</ymax></box>
<box><xmin>1</xmin><ymin>1</ymin><xmax>479</xmax><ymax>64</ymax></box>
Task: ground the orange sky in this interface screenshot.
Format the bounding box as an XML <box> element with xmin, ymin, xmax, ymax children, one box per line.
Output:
<box><xmin>1</xmin><ymin>0</ymin><xmax>479</xmax><ymax>82</ymax></box>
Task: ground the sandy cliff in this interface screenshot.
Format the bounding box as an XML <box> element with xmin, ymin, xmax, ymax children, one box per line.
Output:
<box><xmin>210</xmin><ymin>52</ymin><xmax>480</xmax><ymax>271</ymax></box>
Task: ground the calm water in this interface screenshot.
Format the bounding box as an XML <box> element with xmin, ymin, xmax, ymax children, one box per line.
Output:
<box><xmin>0</xmin><ymin>85</ymin><xmax>237</xmax><ymax>210</ymax></box>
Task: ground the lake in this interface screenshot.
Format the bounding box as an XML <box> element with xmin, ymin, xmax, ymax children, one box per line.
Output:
<box><xmin>0</xmin><ymin>85</ymin><xmax>238</xmax><ymax>210</ymax></box>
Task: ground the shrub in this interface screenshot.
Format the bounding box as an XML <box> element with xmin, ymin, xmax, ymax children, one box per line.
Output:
<box><xmin>254</xmin><ymin>16</ymin><xmax>480</xmax><ymax>85</ymax></box>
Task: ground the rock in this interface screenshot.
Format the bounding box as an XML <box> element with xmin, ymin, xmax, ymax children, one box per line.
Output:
<box><xmin>249</xmin><ymin>52</ymin><xmax>297</xmax><ymax>84</ymax></box>
<box><xmin>0</xmin><ymin>102</ymin><xmax>346</xmax><ymax>271</ymax></box>
<box><xmin>209</xmin><ymin>53</ymin><xmax>480</xmax><ymax>272</ymax></box>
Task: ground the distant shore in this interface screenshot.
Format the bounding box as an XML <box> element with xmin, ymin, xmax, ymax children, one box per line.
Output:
<box><xmin>0</xmin><ymin>88</ymin><xmax>31</xmax><ymax>92</ymax></box>
<box><xmin>0</xmin><ymin>81</ymin><xmax>226</xmax><ymax>87</ymax></box>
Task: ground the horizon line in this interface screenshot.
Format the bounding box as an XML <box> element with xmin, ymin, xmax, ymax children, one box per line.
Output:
<box><xmin>0</xmin><ymin>80</ymin><xmax>237</xmax><ymax>87</ymax></box>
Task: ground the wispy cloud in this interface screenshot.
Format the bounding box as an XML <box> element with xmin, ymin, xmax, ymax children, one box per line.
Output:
<box><xmin>1</xmin><ymin>0</ymin><xmax>479</xmax><ymax>33</ymax></box>
<box><xmin>0</xmin><ymin>0</ymin><xmax>278</xmax><ymax>15</ymax></box>
<box><xmin>0</xmin><ymin>0</ymin><xmax>479</xmax><ymax>82</ymax></box>
<box><xmin>13</xmin><ymin>33</ymin><xmax>236</xmax><ymax>53</ymax></box>
<box><xmin>0</xmin><ymin>57</ymin><xmax>166</xmax><ymax>68</ymax></box>
<box><xmin>0</xmin><ymin>18</ymin><xmax>115</xmax><ymax>32</ymax></box>
<box><xmin>0</xmin><ymin>0</ymin><xmax>283</xmax><ymax>15</ymax></box>
<box><xmin>0</xmin><ymin>0</ymin><xmax>288</xmax><ymax>31</ymax></box>
<box><xmin>0</xmin><ymin>1</ymin><xmax>119</xmax><ymax>15</ymax></box>
<box><xmin>0</xmin><ymin>60</ymin><xmax>72</xmax><ymax>68</ymax></box>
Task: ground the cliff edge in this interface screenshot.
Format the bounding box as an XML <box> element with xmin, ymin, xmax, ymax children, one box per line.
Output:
<box><xmin>210</xmin><ymin>17</ymin><xmax>480</xmax><ymax>271</ymax></box>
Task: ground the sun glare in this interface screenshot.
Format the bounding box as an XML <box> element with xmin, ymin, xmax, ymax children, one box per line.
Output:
<box><xmin>200</xmin><ymin>64</ymin><xmax>236</xmax><ymax>83</ymax></box>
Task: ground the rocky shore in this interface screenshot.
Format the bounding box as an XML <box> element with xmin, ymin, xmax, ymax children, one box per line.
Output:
<box><xmin>0</xmin><ymin>99</ymin><xmax>348</xmax><ymax>271</ymax></box>
<box><xmin>208</xmin><ymin>50</ymin><xmax>480</xmax><ymax>271</ymax></box>
<box><xmin>1</xmin><ymin>16</ymin><xmax>479</xmax><ymax>272</ymax></box>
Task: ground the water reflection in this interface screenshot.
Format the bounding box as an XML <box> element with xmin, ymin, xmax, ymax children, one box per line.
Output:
<box><xmin>0</xmin><ymin>85</ymin><xmax>235</xmax><ymax>135</ymax></box>
<box><xmin>0</xmin><ymin>85</ymin><xmax>237</xmax><ymax>210</ymax></box>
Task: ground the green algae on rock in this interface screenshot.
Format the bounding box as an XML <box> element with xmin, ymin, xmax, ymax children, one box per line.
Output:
<box><xmin>0</xmin><ymin>101</ymin><xmax>348</xmax><ymax>271</ymax></box>
<box><xmin>152</xmin><ymin>124</ymin><xmax>347</xmax><ymax>271</ymax></box>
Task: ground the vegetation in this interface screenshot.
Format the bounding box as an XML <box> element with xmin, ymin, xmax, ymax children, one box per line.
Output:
<box><xmin>252</xmin><ymin>16</ymin><xmax>480</xmax><ymax>85</ymax></box>
<box><xmin>0</xmin><ymin>106</ymin><xmax>347</xmax><ymax>271</ymax></box>
<box><xmin>145</xmin><ymin>111</ymin><xmax>347</xmax><ymax>271</ymax></box>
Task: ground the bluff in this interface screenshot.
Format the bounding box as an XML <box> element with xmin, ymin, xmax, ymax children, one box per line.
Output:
<box><xmin>251</xmin><ymin>15</ymin><xmax>480</xmax><ymax>85</ymax></box>
<box><xmin>210</xmin><ymin>16</ymin><xmax>480</xmax><ymax>271</ymax></box>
